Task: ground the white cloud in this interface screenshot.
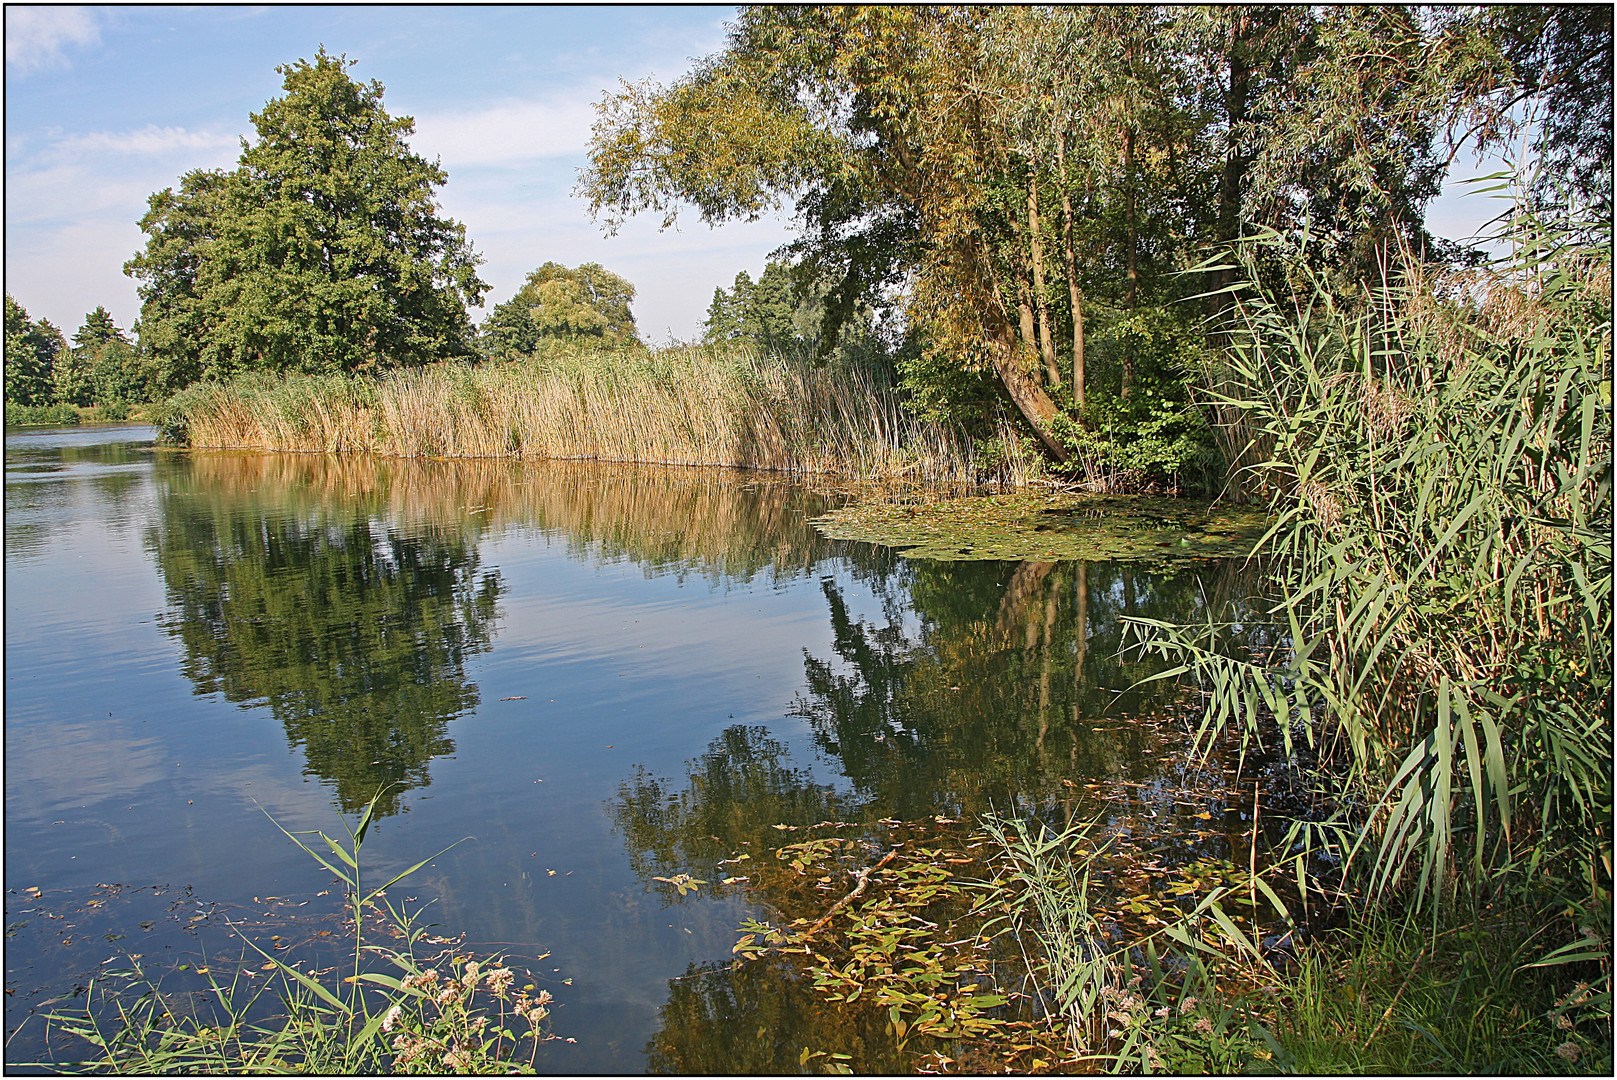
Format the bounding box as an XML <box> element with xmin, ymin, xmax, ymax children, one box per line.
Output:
<box><xmin>49</xmin><ymin>124</ymin><xmax>241</xmax><ymax>161</ymax></box>
<box><xmin>6</xmin><ymin>125</ymin><xmax>242</xmax><ymax>228</ymax></box>
<box><xmin>5</xmin><ymin>5</ymin><xmax>100</xmax><ymax>74</ymax></box>
<box><xmin>410</xmin><ymin>96</ymin><xmax>599</xmax><ymax>167</ymax></box>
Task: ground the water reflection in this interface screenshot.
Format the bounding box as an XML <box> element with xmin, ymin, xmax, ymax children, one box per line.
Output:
<box><xmin>147</xmin><ymin>456</ymin><xmax>503</xmax><ymax>816</ymax></box>
<box><xmin>141</xmin><ymin>452</ymin><xmax>860</xmax><ymax>819</ymax></box>
<box><xmin>612</xmin><ymin>558</ymin><xmax>1261</xmax><ymax>863</ymax></box>
<box><xmin>10</xmin><ymin>433</ymin><xmax>1289</xmax><ymax>1073</ymax></box>
<box><xmin>798</xmin><ymin>559</ymin><xmax>1252</xmax><ymax>814</ymax></box>
<box><xmin>646</xmin><ymin>956</ymin><xmax>907</xmax><ymax>1075</ymax></box>
<box><xmin>4</xmin><ymin>428</ymin><xmax>155</xmax><ymax>558</ymax></box>
<box><xmin>155</xmin><ymin>452</ymin><xmax>848</xmax><ymax>581</ymax></box>
<box><xmin>613</xmin><ymin>556</ymin><xmax>1276</xmax><ymax>1071</ymax></box>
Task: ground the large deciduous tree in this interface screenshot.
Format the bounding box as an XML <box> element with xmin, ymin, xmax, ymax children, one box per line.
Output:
<box><xmin>126</xmin><ymin>49</ymin><xmax>487</xmax><ymax>383</ymax></box>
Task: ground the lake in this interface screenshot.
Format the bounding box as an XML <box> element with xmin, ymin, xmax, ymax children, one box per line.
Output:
<box><xmin>5</xmin><ymin>424</ymin><xmax>1265</xmax><ymax>1072</ymax></box>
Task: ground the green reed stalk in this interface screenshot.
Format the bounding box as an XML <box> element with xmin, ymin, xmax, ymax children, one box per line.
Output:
<box><xmin>1126</xmin><ymin>192</ymin><xmax>1612</xmax><ymax>921</ymax></box>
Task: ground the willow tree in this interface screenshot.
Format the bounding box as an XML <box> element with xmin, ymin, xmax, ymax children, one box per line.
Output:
<box><xmin>581</xmin><ymin>6</ymin><xmax>1078</xmax><ymax>460</ymax></box>
<box><xmin>480</xmin><ymin>261</ymin><xmax>639</xmax><ymax>357</ymax></box>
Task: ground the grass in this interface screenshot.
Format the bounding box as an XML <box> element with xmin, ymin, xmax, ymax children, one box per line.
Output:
<box><xmin>1273</xmin><ymin>903</ymin><xmax>1610</xmax><ymax>1074</ymax></box>
<box><xmin>23</xmin><ymin>788</ymin><xmax>560</xmax><ymax>1074</ymax></box>
<box><xmin>158</xmin><ymin>341</ymin><xmax>1040</xmax><ymax>486</ymax></box>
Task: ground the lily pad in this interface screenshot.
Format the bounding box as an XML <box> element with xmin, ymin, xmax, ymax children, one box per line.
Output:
<box><xmin>810</xmin><ymin>492</ymin><xmax>1271</xmax><ymax>563</ymax></box>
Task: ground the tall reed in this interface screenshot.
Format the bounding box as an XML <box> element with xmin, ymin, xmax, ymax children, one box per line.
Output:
<box><xmin>1128</xmin><ymin>197</ymin><xmax>1612</xmax><ymax>920</ymax></box>
<box><xmin>160</xmin><ymin>342</ymin><xmax>1037</xmax><ymax>486</ymax></box>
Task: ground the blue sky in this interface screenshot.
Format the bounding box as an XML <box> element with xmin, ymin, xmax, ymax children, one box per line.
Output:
<box><xmin>6</xmin><ymin>5</ymin><xmax>1504</xmax><ymax>345</ymax></box>
<box><xmin>5</xmin><ymin>4</ymin><xmax>796</xmax><ymax>343</ymax></box>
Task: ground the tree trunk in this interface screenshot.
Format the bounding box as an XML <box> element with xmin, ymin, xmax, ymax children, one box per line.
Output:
<box><xmin>1122</xmin><ymin>123</ymin><xmax>1137</xmax><ymax>399</ymax></box>
<box><xmin>968</xmin><ymin>234</ymin><xmax>1069</xmax><ymax>464</ymax></box>
<box><xmin>990</xmin><ymin>322</ymin><xmax>1070</xmax><ymax>463</ymax></box>
<box><xmin>1212</xmin><ymin>14</ymin><xmax>1252</xmax><ymax>323</ymax></box>
<box><xmin>1056</xmin><ymin>133</ymin><xmax>1085</xmax><ymax>410</ymax></box>
<box><xmin>1027</xmin><ymin>170</ymin><xmax>1059</xmax><ymax>387</ymax></box>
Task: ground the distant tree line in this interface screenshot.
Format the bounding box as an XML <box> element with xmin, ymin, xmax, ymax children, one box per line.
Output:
<box><xmin>5</xmin><ymin>296</ymin><xmax>155</xmax><ymax>422</ymax></box>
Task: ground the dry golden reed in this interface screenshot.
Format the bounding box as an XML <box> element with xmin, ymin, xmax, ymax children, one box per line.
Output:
<box><xmin>168</xmin><ymin>343</ymin><xmax>1037</xmax><ymax>486</ymax></box>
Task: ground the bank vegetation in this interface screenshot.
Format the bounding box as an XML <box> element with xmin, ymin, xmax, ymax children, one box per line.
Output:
<box><xmin>155</xmin><ymin>342</ymin><xmax>1040</xmax><ymax>486</ymax></box>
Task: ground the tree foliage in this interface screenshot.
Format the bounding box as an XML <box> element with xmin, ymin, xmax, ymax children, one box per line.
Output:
<box><xmin>4</xmin><ymin>294</ymin><xmax>66</xmax><ymax>407</ymax></box>
<box><xmin>126</xmin><ymin>49</ymin><xmax>487</xmax><ymax>384</ymax></box>
<box><xmin>701</xmin><ymin>258</ymin><xmax>889</xmax><ymax>356</ymax></box>
<box><xmin>479</xmin><ymin>261</ymin><xmax>637</xmax><ymax>357</ymax></box>
<box><xmin>581</xmin><ymin>5</ymin><xmax>1597</xmax><ymax>473</ymax></box>
<box><xmin>62</xmin><ymin>306</ymin><xmax>147</xmax><ymax>407</ymax></box>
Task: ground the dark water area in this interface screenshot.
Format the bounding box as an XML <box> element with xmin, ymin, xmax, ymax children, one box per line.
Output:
<box><xmin>5</xmin><ymin>426</ymin><xmax>1272</xmax><ymax>1072</ymax></box>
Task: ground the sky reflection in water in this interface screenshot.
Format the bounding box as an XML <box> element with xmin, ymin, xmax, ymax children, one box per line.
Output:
<box><xmin>4</xmin><ymin>427</ymin><xmax>1259</xmax><ymax>1072</ymax></box>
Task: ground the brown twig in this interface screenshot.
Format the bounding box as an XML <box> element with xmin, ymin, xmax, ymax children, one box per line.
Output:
<box><xmin>804</xmin><ymin>849</ymin><xmax>900</xmax><ymax>938</ymax></box>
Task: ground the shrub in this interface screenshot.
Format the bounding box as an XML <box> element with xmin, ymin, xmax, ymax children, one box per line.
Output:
<box><xmin>5</xmin><ymin>402</ymin><xmax>80</xmax><ymax>426</ymax></box>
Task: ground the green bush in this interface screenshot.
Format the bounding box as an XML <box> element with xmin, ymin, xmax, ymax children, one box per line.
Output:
<box><xmin>5</xmin><ymin>402</ymin><xmax>81</xmax><ymax>426</ymax></box>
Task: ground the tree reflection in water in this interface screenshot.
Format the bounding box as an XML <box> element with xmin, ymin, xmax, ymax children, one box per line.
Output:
<box><xmin>142</xmin><ymin>450</ymin><xmax>854</xmax><ymax>819</ymax></box>
<box><xmin>613</xmin><ymin>554</ymin><xmax>1277</xmax><ymax>1071</ymax></box>
<box><xmin>147</xmin><ymin>455</ymin><xmax>502</xmax><ymax>817</ymax></box>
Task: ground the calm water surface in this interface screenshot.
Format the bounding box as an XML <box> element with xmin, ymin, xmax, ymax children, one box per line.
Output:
<box><xmin>5</xmin><ymin>425</ymin><xmax>1255</xmax><ymax>1071</ymax></box>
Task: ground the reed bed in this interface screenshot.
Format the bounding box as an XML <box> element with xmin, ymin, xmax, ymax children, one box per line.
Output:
<box><xmin>161</xmin><ymin>343</ymin><xmax>1037</xmax><ymax>486</ymax></box>
<box><xmin>1130</xmin><ymin>203</ymin><xmax>1612</xmax><ymax>913</ymax></box>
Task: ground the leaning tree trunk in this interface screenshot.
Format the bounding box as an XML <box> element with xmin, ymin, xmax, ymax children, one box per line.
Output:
<box><xmin>965</xmin><ymin>233</ymin><xmax>1070</xmax><ymax>464</ymax></box>
<box><xmin>990</xmin><ymin>322</ymin><xmax>1069</xmax><ymax>463</ymax></box>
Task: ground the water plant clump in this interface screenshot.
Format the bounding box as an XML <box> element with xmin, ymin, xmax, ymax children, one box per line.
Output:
<box><xmin>810</xmin><ymin>491</ymin><xmax>1271</xmax><ymax>563</ymax></box>
<box><xmin>24</xmin><ymin>788</ymin><xmax>564</xmax><ymax>1074</ymax></box>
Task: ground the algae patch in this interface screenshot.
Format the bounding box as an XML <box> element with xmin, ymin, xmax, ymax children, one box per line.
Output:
<box><xmin>810</xmin><ymin>492</ymin><xmax>1270</xmax><ymax>563</ymax></box>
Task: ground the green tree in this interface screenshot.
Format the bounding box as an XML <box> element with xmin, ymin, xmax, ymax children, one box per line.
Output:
<box><xmin>581</xmin><ymin>6</ymin><xmax>1565</xmax><ymax>469</ymax></box>
<box><xmin>51</xmin><ymin>343</ymin><xmax>95</xmax><ymax>407</ymax></box>
<box><xmin>65</xmin><ymin>306</ymin><xmax>144</xmax><ymax>407</ymax></box>
<box><xmin>480</xmin><ymin>261</ymin><xmax>637</xmax><ymax>357</ymax></box>
<box><xmin>701</xmin><ymin>260</ymin><xmax>824</xmax><ymax>353</ymax></box>
<box><xmin>4</xmin><ymin>294</ymin><xmax>65</xmax><ymax>406</ymax></box>
<box><xmin>1481</xmin><ymin>4</ymin><xmax>1613</xmax><ymax>216</ymax></box>
<box><xmin>126</xmin><ymin>49</ymin><xmax>487</xmax><ymax>382</ymax></box>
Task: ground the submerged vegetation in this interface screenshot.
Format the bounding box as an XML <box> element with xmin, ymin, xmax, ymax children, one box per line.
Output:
<box><xmin>811</xmin><ymin>492</ymin><xmax>1270</xmax><ymax>563</ymax></box>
